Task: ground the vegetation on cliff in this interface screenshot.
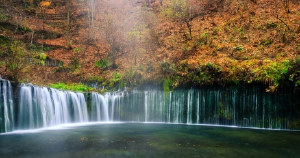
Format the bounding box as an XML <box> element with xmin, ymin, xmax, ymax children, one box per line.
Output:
<box><xmin>0</xmin><ymin>0</ymin><xmax>300</xmax><ymax>91</ymax></box>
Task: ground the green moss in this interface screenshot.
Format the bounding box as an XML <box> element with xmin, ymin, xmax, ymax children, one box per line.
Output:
<box><xmin>163</xmin><ymin>78</ymin><xmax>171</xmax><ymax>92</ymax></box>
<box><xmin>119</xmin><ymin>80</ymin><xmax>124</xmax><ymax>89</ymax></box>
<box><xmin>50</xmin><ymin>82</ymin><xmax>94</xmax><ymax>92</ymax></box>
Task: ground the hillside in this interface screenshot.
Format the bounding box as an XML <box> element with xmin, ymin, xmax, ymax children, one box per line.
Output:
<box><xmin>1</xmin><ymin>0</ymin><xmax>300</xmax><ymax>91</ymax></box>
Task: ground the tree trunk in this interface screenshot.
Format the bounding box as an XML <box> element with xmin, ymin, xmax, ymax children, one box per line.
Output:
<box><xmin>111</xmin><ymin>50</ymin><xmax>117</xmax><ymax>69</ymax></box>
<box><xmin>66</xmin><ymin>0</ymin><xmax>71</xmax><ymax>49</ymax></box>
<box><xmin>284</xmin><ymin>0</ymin><xmax>290</xmax><ymax>13</ymax></box>
<box><xmin>87</xmin><ymin>0</ymin><xmax>95</xmax><ymax>42</ymax></box>
<box><xmin>42</xmin><ymin>9</ymin><xmax>45</xmax><ymax>50</ymax></box>
<box><xmin>145</xmin><ymin>0</ymin><xmax>150</xmax><ymax>7</ymax></box>
<box><xmin>185</xmin><ymin>20</ymin><xmax>192</xmax><ymax>40</ymax></box>
<box><xmin>30</xmin><ymin>9</ymin><xmax>38</xmax><ymax>49</ymax></box>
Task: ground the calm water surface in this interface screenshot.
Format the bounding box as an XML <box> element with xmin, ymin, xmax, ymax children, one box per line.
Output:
<box><xmin>0</xmin><ymin>123</ymin><xmax>299</xmax><ymax>158</ymax></box>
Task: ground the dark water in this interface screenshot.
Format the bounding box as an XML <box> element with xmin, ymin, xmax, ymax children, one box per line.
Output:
<box><xmin>0</xmin><ymin>123</ymin><xmax>299</xmax><ymax>158</ymax></box>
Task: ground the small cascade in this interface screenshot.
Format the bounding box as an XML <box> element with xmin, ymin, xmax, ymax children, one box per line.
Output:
<box><xmin>144</xmin><ymin>91</ymin><xmax>147</xmax><ymax>122</ymax></box>
<box><xmin>0</xmin><ymin>79</ymin><xmax>14</xmax><ymax>133</ymax></box>
<box><xmin>91</xmin><ymin>92</ymin><xmax>123</xmax><ymax>122</ymax></box>
<box><xmin>17</xmin><ymin>84</ymin><xmax>88</xmax><ymax>130</ymax></box>
<box><xmin>187</xmin><ymin>89</ymin><xmax>193</xmax><ymax>124</ymax></box>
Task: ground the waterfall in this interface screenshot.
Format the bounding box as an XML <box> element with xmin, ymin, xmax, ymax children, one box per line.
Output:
<box><xmin>125</xmin><ymin>88</ymin><xmax>299</xmax><ymax>129</ymax></box>
<box><xmin>17</xmin><ymin>84</ymin><xmax>88</xmax><ymax>130</ymax></box>
<box><xmin>0</xmin><ymin>79</ymin><xmax>14</xmax><ymax>133</ymax></box>
<box><xmin>91</xmin><ymin>92</ymin><xmax>123</xmax><ymax>122</ymax></box>
<box><xmin>51</xmin><ymin>89</ymin><xmax>71</xmax><ymax>125</ymax></box>
<box><xmin>1</xmin><ymin>84</ymin><xmax>300</xmax><ymax>133</ymax></box>
<box><xmin>144</xmin><ymin>91</ymin><xmax>147</xmax><ymax>122</ymax></box>
<box><xmin>196</xmin><ymin>92</ymin><xmax>199</xmax><ymax>124</ymax></box>
<box><xmin>187</xmin><ymin>89</ymin><xmax>193</xmax><ymax>124</ymax></box>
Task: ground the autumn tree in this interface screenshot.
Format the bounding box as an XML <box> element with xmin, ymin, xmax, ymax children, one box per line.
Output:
<box><xmin>103</xmin><ymin>15</ymin><xmax>122</xmax><ymax>69</ymax></box>
<box><xmin>274</xmin><ymin>0</ymin><xmax>291</xmax><ymax>30</ymax></box>
<box><xmin>127</xmin><ymin>24</ymin><xmax>145</xmax><ymax>66</ymax></box>
<box><xmin>125</xmin><ymin>7</ymin><xmax>158</xmax><ymax>66</ymax></box>
<box><xmin>39</xmin><ymin>1</ymin><xmax>51</xmax><ymax>50</ymax></box>
<box><xmin>0</xmin><ymin>6</ymin><xmax>28</xmax><ymax>80</ymax></box>
<box><xmin>2</xmin><ymin>41</ymin><xmax>29</xmax><ymax>80</ymax></box>
<box><xmin>87</xmin><ymin>0</ymin><xmax>96</xmax><ymax>42</ymax></box>
<box><xmin>141</xmin><ymin>7</ymin><xmax>159</xmax><ymax>49</ymax></box>
<box><xmin>162</xmin><ymin>0</ymin><xmax>197</xmax><ymax>39</ymax></box>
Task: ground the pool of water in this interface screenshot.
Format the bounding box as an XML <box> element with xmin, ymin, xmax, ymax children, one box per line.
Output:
<box><xmin>0</xmin><ymin>123</ymin><xmax>299</xmax><ymax>158</ymax></box>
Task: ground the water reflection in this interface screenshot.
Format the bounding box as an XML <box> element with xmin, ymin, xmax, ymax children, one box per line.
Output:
<box><xmin>0</xmin><ymin>123</ymin><xmax>299</xmax><ymax>158</ymax></box>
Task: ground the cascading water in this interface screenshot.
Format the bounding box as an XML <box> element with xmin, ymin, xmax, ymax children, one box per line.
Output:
<box><xmin>1</xmin><ymin>84</ymin><xmax>300</xmax><ymax>133</ymax></box>
<box><xmin>89</xmin><ymin>87</ymin><xmax>300</xmax><ymax>130</ymax></box>
<box><xmin>17</xmin><ymin>84</ymin><xmax>88</xmax><ymax>130</ymax></box>
<box><xmin>91</xmin><ymin>92</ymin><xmax>124</xmax><ymax>122</ymax></box>
<box><xmin>0</xmin><ymin>79</ymin><xmax>14</xmax><ymax>133</ymax></box>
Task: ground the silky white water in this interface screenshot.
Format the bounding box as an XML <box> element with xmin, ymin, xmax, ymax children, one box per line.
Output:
<box><xmin>0</xmin><ymin>79</ymin><xmax>14</xmax><ymax>133</ymax></box>
<box><xmin>0</xmin><ymin>81</ymin><xmax>300</xmax><ymax>133</ymax></box>
<box><xmin>17</xmin><ymin>84</ymin><xmax>88</xmax><ymax>130</ymax></box>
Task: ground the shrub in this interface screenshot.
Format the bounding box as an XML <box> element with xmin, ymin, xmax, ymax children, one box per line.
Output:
<box><xmin>252</xmin><ymin>59</ymin><xmax>291</xmax><ymax>87</ymax></box>
<box><xmin>95</xmin><ymin>58</ymin><xmax>110</xmax><ymax>68</ymax></box>
<box><xmin>257</xmin><ymin>25</ymin><xmax>264</xmax><ymax>30</ymax></box>
<box><xmin>160</xmin><ymin>60</ymin><xmax>170</xmax><ymax>72</ymax></box>
<box><xmin>266</xmin><ymin>22</ymin><xmax>277</xmax><ymax>29</ymax></box>
<box><xmin>197</xmin><ymin>33</ymin><xmax>208</xmax><ymax>45</ymax></box>
<box><xmin>109</xmin><ymin>72</ymin><xmax>122</xmax><ymax>88</ymax></box>
<box><xmin>1</xmin><ymin>41</ymin><xmax>28</xmax><ymax>81</ymax></box>
<box><xmin>235</xmin><ymin>46</ymin><xmax>243</xmax><ymax>51</ymax></box>
<box><xmin>70</xmin><ymin>57</ymin><xmax>81</xmax><ymax>70</ymax></box>
<box><xmin>43</xmin><ymin>46</ymin><xmax>50</xmax><ymax>51</ymax></box>
<box><xmin>160</xmin><ymin>60</ymin><xmax>177</xmax><ymax>75</ymax></box>
<box><xmin>146</xmin><ymin>61</ymin><xmax>155</xmax><ymax>73</ymax></box>
<box><xmin>260</xmin><ymin>39</ymin><xmax>272</xmax><ymax>46</ymax></box>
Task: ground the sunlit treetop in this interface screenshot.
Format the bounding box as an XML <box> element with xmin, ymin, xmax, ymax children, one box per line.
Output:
<box><xmin>39</xmin><ymin>1</ymin><xmax>51</xmax><ymax>8</ymax></box>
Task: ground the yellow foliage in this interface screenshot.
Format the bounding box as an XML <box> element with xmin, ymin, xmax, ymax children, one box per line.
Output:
<box><xmin>39</xmin><ymin>1</ymin><xmax>51</xmax><ymax>8</ymax></box>
<box><xmin>28</xmin><ymin>0</ymin><xmax>34</xmax><ymax>5</ymax></box>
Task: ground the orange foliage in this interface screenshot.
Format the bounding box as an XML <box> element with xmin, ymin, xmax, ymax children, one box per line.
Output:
<box><xmin>39</xmin><ymin>1</ymin><xmax>51</xmax><ymax>8</ymax></box>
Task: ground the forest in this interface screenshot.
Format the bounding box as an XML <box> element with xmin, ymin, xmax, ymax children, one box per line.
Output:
<box><xmin>0</xmin><ymin>0</ymin><xmax>300</xmax><ymax>92</ymax></box>
<box><xmin>1</xmin><ymin>1</ymin><xmax>300</xmax><ymax>156</ymax></box>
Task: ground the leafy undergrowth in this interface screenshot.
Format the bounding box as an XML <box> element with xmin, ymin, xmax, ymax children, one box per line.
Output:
<box><xmin>172</xmin><ymin>57</ymin><xmax>300</xmax><ymax>90</ymax></box>
<box><xmin>49</xmin><ymin>82</ymin><xmax>94</xmax><ymax>92</ymax></box>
